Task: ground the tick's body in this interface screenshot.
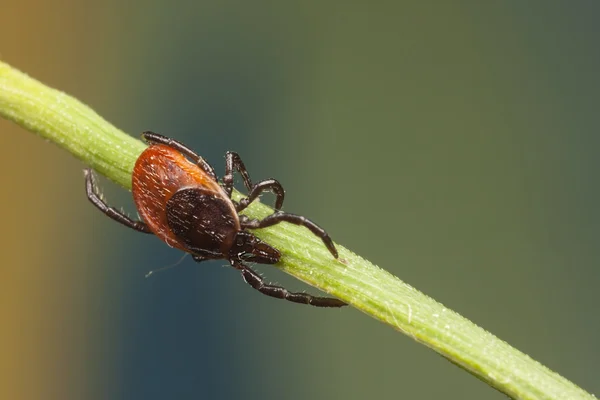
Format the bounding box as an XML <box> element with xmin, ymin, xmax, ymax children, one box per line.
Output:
<box><xmin>85</xmin><ymin>132</ymin><xmax>345</xmax><ymax>308</ymax></box>
<box><xmin>133</xmin><ymin>144</ymin><xmax>239</xmax><ymax>256</ymax></box>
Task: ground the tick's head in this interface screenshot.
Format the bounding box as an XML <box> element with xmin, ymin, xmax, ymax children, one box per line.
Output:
<box><xmin>230</xmin><ymin>231</ymin><xmax>281</xmax><ymax>264</ymax></box>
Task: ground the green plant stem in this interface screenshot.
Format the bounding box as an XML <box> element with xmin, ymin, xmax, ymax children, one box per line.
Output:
<box><xmin>0</xmin><ymin>60</ymin><xmax>594</xmax><ymax>400</ymax></box>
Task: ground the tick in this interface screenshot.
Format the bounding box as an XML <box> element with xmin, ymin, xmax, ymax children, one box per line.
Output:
<box><xmin>84</xmin><ymin>132</ymin><xmax>346</xmax><ymax>308</ymax></box>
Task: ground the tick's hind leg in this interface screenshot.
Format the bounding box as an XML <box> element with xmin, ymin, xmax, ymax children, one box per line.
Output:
<box><xmin>231</xmin><ymin>260</ymin><xmax>346</xmax><ymax>308</ymax></box>
<box><xmin>224</xmin><ymin>151</ymin><xmax>285</xmax><ymax>210</ymax></box>
<box><xmin>141</xmin><ymin>131</ymin><xmax>217</xmax><ymax>180</ymax></box>
<box><xmin>241</xmin><ymin>212</ymin><xmax>338</xmax><ymax>258</ymax></box>
<box><xmin>84</xmin><ymin>169</ymin><xmax>152</xmax><ymax>234</ymax></box>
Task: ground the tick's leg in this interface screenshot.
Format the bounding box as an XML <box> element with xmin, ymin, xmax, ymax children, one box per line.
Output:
<box><xmin>141</xmin><ymin>131</ymin><xmax>217</xmax><ymax>180</ymax></box>
<box><xmin>223</xmin><ymin>151</ymin><xmax>253</xmax><ymax>198</ymax></box>
<box><xmin>84</xmin><ymin>169</ymin><xmax>152</xmax><ymax>233</ymax></box>
<box><xmin>231</xmin><ymin>260</ymin><xmax>346</xmax><ymax>308</ymax></box>
<box><xmin>235</xmin><ymin>179</ymin><xmax>285</xmax><ymax>212</ymax></box>
<box><xmin>224</xmin><ymin>152</ymin><xmax>285</xmax><ymax>210</ymax></box>
<box><xmin>241</xmin><ymin>212</ymin><xmax>338</xmax><ymax>258</ymax></box>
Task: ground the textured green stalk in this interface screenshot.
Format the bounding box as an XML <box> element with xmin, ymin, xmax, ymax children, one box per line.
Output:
<box><xmin>0</xmin><ymin>60</ymin><xmax>594</xmax><ymax>400</ymax></box>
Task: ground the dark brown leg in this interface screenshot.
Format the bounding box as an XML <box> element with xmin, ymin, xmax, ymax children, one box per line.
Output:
<box><xmin>236</xmin><ymin>179</ymin><xmax>285</xmax><ymax>212</ymax></box>
<box><xmin>231</xmin><ymin>260</ymin><xmax>346</xmax><ymax>308</ymax></box>
<box><xmin>241</xmin><ymin>212</ymin><xmax>338</xmax><ymax>258</ymax></box>
<box><xmin>84</xmin><ymin>169</ymin><xmax>152</xmax><ymax>233</ymax></box>
<box><xmin>141</xmin><ymin>131</ymin><xmax>217</xmax><ymax>181</ymax></box>
<box><xmin>223</xmin><ymin>152</ymin><xmax>285</xmax><ymax>210</ymax></box>
<box><xmin>223</xmin><ymin>151</ymin><xmax>253</xmax><ymax>197</ymax></box>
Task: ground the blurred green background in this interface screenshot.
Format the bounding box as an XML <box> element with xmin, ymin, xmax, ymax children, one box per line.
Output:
<box><xmin>1</xmin><ymin>2</ymin><xmax>598</xmax><ymax>399</ymax></box>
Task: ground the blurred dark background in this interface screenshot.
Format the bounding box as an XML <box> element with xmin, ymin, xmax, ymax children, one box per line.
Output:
<box><xmin>1</xmin><ymin>2</ymin><xmax>599</xmax><ymax>399</ymax></box>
